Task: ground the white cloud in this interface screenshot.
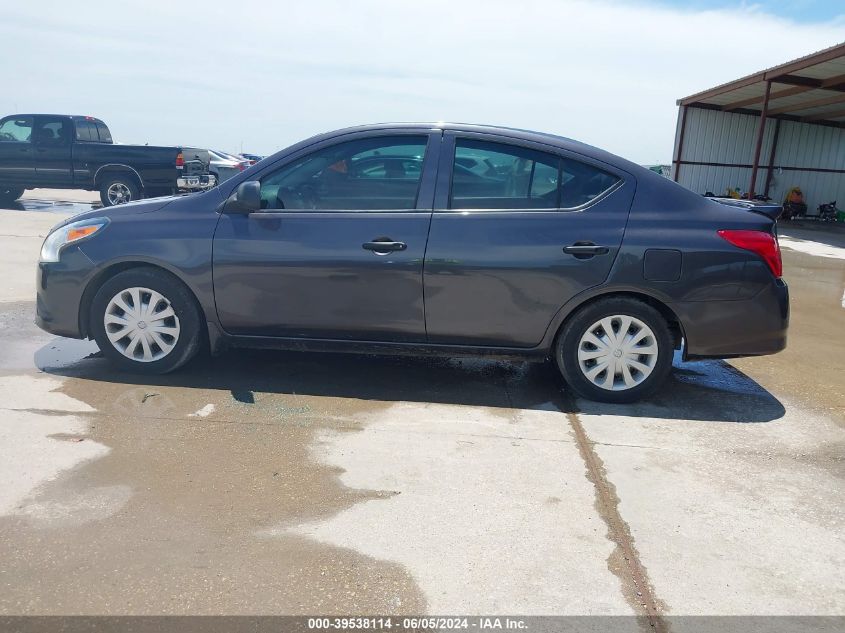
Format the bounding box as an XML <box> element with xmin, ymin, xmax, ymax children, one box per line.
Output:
<box><xmin>0</xmin><ymin>0</ymin><xmax>842</xmax><ymax>162</ymax></box>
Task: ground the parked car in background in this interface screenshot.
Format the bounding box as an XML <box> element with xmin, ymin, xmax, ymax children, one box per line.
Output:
<box><xmin>33</xmin><ymin>123</ymin><xmax>788</xmax><ymax>403</ymax></box>
<box><xmin>208</xmin><ymin>150</ymin><xmax>249</xmax><ymax>183</ymax></box>
<box><xmin>238</xmin><ymin>152</ymin><xmax>264</xmax><ymax>164</ymax></box>
<box><xmin>0</xmin><ymin>114</ymin><xmax>216</xmax><ymax>206</ymax></box>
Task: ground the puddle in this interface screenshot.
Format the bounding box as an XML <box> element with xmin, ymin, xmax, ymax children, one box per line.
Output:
<box><xmin>0</xmin><ymin>375</ymin><xmax>108</xmax><ymax>516</ymax></box>
<box><xmin>0</xmin><ymin>198</ymin><xmax>99</xmax><ymax>215</ymax></box>
<box><xmin>0</xmin><ymin>343</ymin><xmax>428</xmax><ymax>613</ymax></box>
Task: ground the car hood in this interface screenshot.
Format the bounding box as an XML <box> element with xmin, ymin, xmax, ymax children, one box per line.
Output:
<box><xmin>52</xmin><ymin>195</ymin><xmax>182</xmax><ymax>231</ymax></box>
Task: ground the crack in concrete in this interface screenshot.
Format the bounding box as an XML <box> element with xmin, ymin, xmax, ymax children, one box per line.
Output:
<box><xmin>564</xmin><ymin>397</ymin><xmax>669</xmax><ymax>633</ymax></box>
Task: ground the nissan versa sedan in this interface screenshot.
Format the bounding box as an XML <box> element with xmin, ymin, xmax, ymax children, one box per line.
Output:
<box><xmin>35</xmin><ymin>123</ymin><xmax>788</xmax><ymax>402</ymax></box>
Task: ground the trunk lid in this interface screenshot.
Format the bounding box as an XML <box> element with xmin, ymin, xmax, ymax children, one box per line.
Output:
<box><xmin>710</xmin><ymin>197</ymin><xmax>782</xmax><ymax>222</ymax></box>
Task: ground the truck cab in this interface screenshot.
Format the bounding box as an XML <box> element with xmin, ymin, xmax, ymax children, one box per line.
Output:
<box><xmin>0</xmin><ymin>114</ymin><xmax>216</xmax><ymax>206</ymax></box>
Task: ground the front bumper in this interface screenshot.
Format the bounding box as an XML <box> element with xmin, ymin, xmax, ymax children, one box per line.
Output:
<box><xmin>676</xmin><ymin>278</ymin><xmax>789</xmax><ymax>359</ymax></box>
<box><xmin>177</xmin><ymin>174</ymin><xmax>217</xmax><ymax>191</ymax></box>
<box><xmin>35</xmin><ymin>246</ymin><xmax>96</xmax><ymax>339</ymax></box>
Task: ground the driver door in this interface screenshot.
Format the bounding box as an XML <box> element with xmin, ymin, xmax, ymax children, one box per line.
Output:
<box><xmin>0</xmin><ymin>116</ymin><xmax>35</xmax><ymax>184</ymax></box>
<box><xmin>212</xmin><ymin>130</ymin><xmax>440</xmax><ymax>342</ymax></box>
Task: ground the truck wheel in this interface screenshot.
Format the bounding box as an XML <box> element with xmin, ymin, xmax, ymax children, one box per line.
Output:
<box><xmin>100</xmin><ymin>175</ymin><xmax>139</xmax><ymax>207</ymax></box>
<box><xmin>90</xmin><ymin>268</ymin><xmax>203</xmax><ymax>374</ymax></box>
<box><xmin>0</xmin><ymin>186</ymin><xmax>25</xmax><ymax>203</ymax></box>
<box><xmin>554</xmin><ymin>297</ymin><xmax>674</xmax><ymax>403</ymax></box>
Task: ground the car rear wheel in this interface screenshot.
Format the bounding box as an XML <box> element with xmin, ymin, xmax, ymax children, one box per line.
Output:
<box><xmin>0</xmin><ymin>186</ymin><xmax>25</xmax><ymax>203</ymax></box>
<box><xmin>555</xmin><ymin>297</ymin><xmax>673</xmax><ymax>403</ymax></box>
<box><xmin>90</xmin><ymin>268</ymin><xmax>202</xmax><ymax>374</ymax></box>
<box><xmin>99</xmin><ymin>175</ymin><xmax>139</xmax><ymax>207</ymax></box>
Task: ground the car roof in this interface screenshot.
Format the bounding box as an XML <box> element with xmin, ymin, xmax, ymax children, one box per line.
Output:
<box><xmin>291</xmin><ymin>122</ymin><xmax>645</xmax><ymax>174</ymax></box>
<box><xmin>8</xmin><ymin>114</ymin><xmax>106</xmax><ymax>124</ymax></box>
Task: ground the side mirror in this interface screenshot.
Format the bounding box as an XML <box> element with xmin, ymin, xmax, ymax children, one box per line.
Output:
<box><xmin>224</xmin><ymin>181</ymin><xmax>262</xmax><ymax>214</ymax></box>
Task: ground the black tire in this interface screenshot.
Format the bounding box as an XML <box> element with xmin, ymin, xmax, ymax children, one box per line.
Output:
<box><xmin>554</xmin><ymin>297</ymin><xmax>674</xmax><ymax>403</ymax></box>
<box><xmin>0</xmin><ymin>186</ymin><xmax>25</xmax><ymax>203</ymax></box>
<box><xmin>99</xmin><ymin>174</ymin><xmax>140</xmax><ymax>207</ymax></box>
<box><xmin>90</xmin><ymin>267</ymin><xmax>203</xmax><ymax>374</ymax></box>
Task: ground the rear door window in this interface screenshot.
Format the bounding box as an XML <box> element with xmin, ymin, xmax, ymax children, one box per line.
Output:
<box><xmin>450</xmin><ymin>139</ymin><xmax>560</xmax><ymax>209</ymax></box>
<box><xmin>449</xmin><ymin>138</ymin><xmax>620</xmax><ymax>210</ymax></box>
<box><xmin>34</xmin><ymin>117</ymin><xmax>71</xmax><ymax>145</ymax></box>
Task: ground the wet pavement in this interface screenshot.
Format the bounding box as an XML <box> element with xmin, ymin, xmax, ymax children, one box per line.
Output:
<box><xmin>0</xmin><ymin>203</ymin><xmax>843</xmax><ymax>617</ymax></box>
<box><xmin>8</xmin><ymin>189</ymin><xmax>101</xmax><ymax>216</ymax></box>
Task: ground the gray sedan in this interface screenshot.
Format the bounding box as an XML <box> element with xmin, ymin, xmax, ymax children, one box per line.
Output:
<box><xmin>33</xmin><ymin>123</ymin><xmax>788</xmax><ymax>402</ymax></box>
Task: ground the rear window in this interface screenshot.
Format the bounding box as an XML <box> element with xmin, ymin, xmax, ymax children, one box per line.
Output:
<box><xmin>75</xmin><ymin>120</ymin><xmax>98</xmax><ymax>142</ymax></box>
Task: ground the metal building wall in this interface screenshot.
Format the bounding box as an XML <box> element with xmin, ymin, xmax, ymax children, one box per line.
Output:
<box><xmin>673</xmin><ymin>106</ymin><xmax>845</xmax><ymax>214</ymax></box>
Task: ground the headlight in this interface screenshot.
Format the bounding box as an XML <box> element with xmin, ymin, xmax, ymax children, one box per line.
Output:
<box><xmin>40</xmin><ymin>217</ymin><xmax>109</xmax><ymax>263</ymax></box>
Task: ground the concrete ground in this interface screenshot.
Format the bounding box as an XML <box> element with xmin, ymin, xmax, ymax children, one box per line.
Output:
<box><xmin>0</xmin><ymin>193</ymin><xmax>842</xmax><ymax>622</ymax></box>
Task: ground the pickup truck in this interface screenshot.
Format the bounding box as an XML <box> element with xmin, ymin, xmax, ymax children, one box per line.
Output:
<box><xmin>0</xmin><ymin>114</ymin><xmax>216</xmax><ymax>206</ymax></box>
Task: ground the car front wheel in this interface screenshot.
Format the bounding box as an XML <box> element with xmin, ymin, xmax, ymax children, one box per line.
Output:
<box><xmin>555</xmin><ymin>297</ymin><xmax>674</xmax><ymax>403</ymax></box>
<box><xmin>90</xmin><ymin>268</ymin><xmax>202</xmax><ymax>374</ymax></box>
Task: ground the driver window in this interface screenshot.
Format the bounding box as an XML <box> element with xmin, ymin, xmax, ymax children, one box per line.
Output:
<box><xmin>259</xmin><ymin>136</ymin><xmax>427</xmax><ymax>210</ymax></box>
<box><xmin>0</xmin><ymin>117</ymin><xmax>33</xmax><ymax>143</ymax></box>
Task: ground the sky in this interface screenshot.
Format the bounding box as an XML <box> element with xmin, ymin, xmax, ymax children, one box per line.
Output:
<box><xmin>1</xmin><ymin>1</ymin><xmax>843</xmax><ymax>164</ymax></box>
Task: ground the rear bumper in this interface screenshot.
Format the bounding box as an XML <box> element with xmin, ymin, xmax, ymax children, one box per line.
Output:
<box><xmin>177</xmin><ymin>174</ymin><xmax>217</xmax><ymax>191</ymax></box>
<box><xmin>675</xmin><ymin>278</ymin><xmax>789</xmax><ymax>359</ymax></box>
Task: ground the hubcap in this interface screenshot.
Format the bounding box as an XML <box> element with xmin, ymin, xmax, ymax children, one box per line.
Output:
<box><xmin>103</xmin><ymin>287</ymin><xmax>180</xmax><ymax>362</ymax></box>
<box><xmin>577</xmin><ymin>315</ymin><xmax>659</xmax><ymax>391</ymax></box>
<box><xmin>107</xmin><ymin>182</ymin><xmax>132</xmax><ymax>205</ymax></box>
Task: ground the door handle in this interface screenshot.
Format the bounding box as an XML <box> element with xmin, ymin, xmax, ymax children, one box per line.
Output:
<box><xmin>363</xmin><ymin>240</ymin><xmax>407</xmax><ymax>253</ymax></box>
<box><xmin>563</xmin><ymin>242</ymin><xmax>609</xmax><ymax>259</ymax></box>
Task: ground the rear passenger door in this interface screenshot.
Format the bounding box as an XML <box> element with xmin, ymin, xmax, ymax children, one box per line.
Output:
<box><xmin>423</xmin><ymin>132</ymin><xmax>635</xmax><ymax>347</ymax></box>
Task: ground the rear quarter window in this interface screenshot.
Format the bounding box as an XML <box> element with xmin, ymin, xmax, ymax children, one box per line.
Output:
<box><xmin>95</xmin><ymin>122</ymin><xmax>113</xmax><ymax>143</ymax></box>
<box><xmin>559</xmin><ymin>158</ymin><xmax>620</xmax><ymax>209</ymax></box>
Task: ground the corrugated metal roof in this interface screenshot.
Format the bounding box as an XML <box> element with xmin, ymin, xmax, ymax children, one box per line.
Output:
<box><xmin>677</xmin><ymin>42</ymin><xmax>845</xmax><ymax>125</ymax></box>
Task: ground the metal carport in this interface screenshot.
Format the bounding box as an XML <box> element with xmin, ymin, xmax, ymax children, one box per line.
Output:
<box><xmin>672</xmin><ymin>42</ymin><xmax>845</xmax><ymax>216</ymax></box>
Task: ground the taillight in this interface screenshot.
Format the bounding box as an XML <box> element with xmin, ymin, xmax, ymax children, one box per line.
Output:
<box><xmin>175</xmin><ymin>152</ymin><xmax>184</xmax><ymax>167</ymax></box>
<box><xmin>718</xmin><ymin>229</ymin><xmax>782</xmax><ymax>278</ymax></box>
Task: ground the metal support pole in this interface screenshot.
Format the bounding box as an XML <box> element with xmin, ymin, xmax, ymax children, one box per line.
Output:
<box><xmin>673</xmin><ymin>106</ymin><xmax>688</xmax><ymax>182</ymax></box>
<box><xmin>763</xmin><ymin>118</ymin><xmax>781</xmax><ymax>199</ymax></box>
<box><xmin>749</xmin><ymin>80</ymin><xmax>772</xmax><ymax>197</ymax></box>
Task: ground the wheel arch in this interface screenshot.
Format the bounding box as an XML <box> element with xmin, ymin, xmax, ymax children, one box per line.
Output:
<box><xmin>79</xmin><ymin>261</ymin><xmax>209</xmax><ymax>346</ymax></box>
<box><xmin>546</xmin><ymin>288</ymin><xmax>686</xmax><ymax>352</ymax></box>
<box><xmin>93</xmin><ymin>164</ymin><xmax>144</xmax><ymax>191</ymax></box>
